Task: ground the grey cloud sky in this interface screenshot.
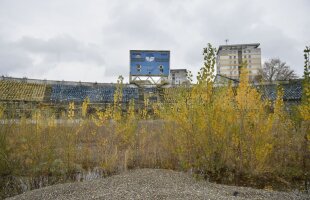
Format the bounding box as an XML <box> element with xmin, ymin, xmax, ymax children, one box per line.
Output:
<box><xmin>0</xmin><ymin>0</ymin><xmax>309</xmax><ymax>83</ymax></box>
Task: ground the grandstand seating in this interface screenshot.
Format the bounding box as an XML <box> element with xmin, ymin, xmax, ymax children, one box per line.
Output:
<box><xmin>50</xmin><ymin>84</ymin><xmax>114</xmax><ymax>102</ymax></box>
<box><xmin>282</xmin><ymin>82</ymin><xmax>302</xmax><ymax>100</ymax></box>
<box><xmin>0</xmin><ymin>77</ymin><xmax>303</xmax><ymax>104</ymax></box>
<box><xmin>50</xmin><ymin>84</ymin><xmax>140</xmax><ymax>103</ymax></box>
<box><xmin>122</xmin><ymin>87</ymin><xmax>139</xmax><ymax>102</ymax></box>
<box><xmin>144</xmin><ymin>87</ymin><xmax>157</xmax><ymax>94</ymax></box>
<box><xmin>256</xmin><ymin>81</ymin><xmax>302</xmax><ymax>101</ymax></box>
<box><xmin>0</xmin><ymin>80</ymin><xmax>46</xmax><ymax>102</ymax></box>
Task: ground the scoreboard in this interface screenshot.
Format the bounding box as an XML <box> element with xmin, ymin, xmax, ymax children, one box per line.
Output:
<box><xmin>130</xmin><ymin>50</ymin><xmax>170</xmax><ymax>76</ymax></box>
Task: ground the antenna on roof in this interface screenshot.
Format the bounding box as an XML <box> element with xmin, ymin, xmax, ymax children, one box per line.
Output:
<box><xmin>225</xmin><ymin>39</ymin><xmax>229</xmax><ymax>45</ymax></box>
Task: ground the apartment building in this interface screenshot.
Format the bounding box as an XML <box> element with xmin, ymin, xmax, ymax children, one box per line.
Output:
<box><xmin>216</xmin><ymin>43</ymin><xmax>262</xmax><ymax>81</ymax></box>
<box><xmin>169</xmin><ymin>69</ymin><xmax>189</xmax><ymax>85</ymax></box>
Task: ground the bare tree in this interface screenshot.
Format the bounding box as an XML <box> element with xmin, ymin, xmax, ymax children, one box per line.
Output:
<box><xmin>258</xmin><ymin>58</ymin><xmax>298</xmax><ymax>82</ymax></box>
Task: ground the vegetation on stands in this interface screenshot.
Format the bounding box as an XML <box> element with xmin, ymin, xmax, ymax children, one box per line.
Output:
<box><xmin>0</xmin><ymin>45</ymin><xmax>309</xmax><ymax>198</ymax></box>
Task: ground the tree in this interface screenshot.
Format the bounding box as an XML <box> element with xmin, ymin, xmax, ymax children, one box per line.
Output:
<box><xmin>299</xmin><ymin>46</ymin><xmax>310</xmax><ymax>192</ymax></box>
<box><xmin>259</xmin><ymin>58</ymin><xmax>298</xmax><ymax>82</ymax></box>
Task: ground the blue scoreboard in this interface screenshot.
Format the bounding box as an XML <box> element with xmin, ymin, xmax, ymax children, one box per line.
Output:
<box><xmin>130</xmin><ymin>50</ymin><xmax>170</xmax><ymax>76</ymax></box>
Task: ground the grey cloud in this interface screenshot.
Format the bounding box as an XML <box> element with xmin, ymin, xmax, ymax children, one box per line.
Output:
<box><xmin>18</xmin><ymin>36</ymin><xmax>79</xmax><ymax>54</ymax></box>
<box><xmin>0</xmin><ymin>34</ymin><xmax>107</xmax><ymax>80</ymax></box>
<box><xmin>0</xmin><ymin>38</ymin><xmax>33</xmax><ymax>75</ymax></box>
<box><xmin>102</xmin><ymin>3</ymin><xmax>177</xmax><ymax>48</ymax></box>
<box><xmin>0</xmin><ymin>0</ymin><xmax>309</xmax><ymax>82</ymax></box>
<box><xmin>190</xmin><ymin>0</ymin><xmax>307</xmax><ymax>75</ymax></box>
<box><xmin>18</xmin><ymin>35</ymin><xmax>105</xmax><ymax>65</ymax></box>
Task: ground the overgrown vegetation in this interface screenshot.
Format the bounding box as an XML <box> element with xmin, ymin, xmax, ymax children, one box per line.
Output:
<box><xmin>0</xmin><ymin>44</ymin><xmax>309</xmax><ymax>198</ymax></box>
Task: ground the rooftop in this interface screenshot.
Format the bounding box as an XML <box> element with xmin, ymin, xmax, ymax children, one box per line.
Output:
<box><xmin>130</xmin><ymin>50</ymin><xmax>170</xmax><ymax>53</ymax></box>
<box><xmin>218</xmin><ymin>43</ymin><xmax>260</xmax><ymax>54</ymax></box>
<box><xmin>170</xmin><ymin>69</ymin><xmax>187</xmax><ymax>72</ymax></box>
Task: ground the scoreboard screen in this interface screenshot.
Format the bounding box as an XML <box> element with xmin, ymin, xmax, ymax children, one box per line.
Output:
<box><xmin>130</xmin><ymin>50</ymin><xmax>170</xmax><ymax>76</ymax></box>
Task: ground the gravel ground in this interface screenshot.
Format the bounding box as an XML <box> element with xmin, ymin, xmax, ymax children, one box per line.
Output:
<box><xmin>7</xmin><ymin>169</ymin><xmax>309</xmax><ymax>200</ymax></box>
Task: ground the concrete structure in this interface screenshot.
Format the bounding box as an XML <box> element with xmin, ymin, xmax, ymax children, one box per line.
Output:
<box><xmin>169</xmin><ymin>69</ymin><xmax>189</xmax><ymax>85</ymax></box>
<box><xmin>0</xmin><ymin>76</ymin><xmax>304</xmax><ymax>106</ymax></box>
<box><xmin>129</xmin><ymin>50</ymin><xmax>170</xmax><ymax>85</ymax></box>
<box><xmin>216</xmin><ymin>43</ymin><xmax>262</xmax><ymax>81</ymax></box>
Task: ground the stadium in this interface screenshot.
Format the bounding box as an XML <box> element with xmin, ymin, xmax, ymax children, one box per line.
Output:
<box><xmin>0</xmin><ymin>50</ymin><xmax>304</xmax><ymax>117</ymax></box>
<box><xmin>0</xmin><ymin>71</ymin><xmax>304</xmax><ymax>120</ymax></box>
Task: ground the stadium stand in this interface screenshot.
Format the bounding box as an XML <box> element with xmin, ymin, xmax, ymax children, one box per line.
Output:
<box><xmin>144</xmin><ymin>87</ymin><xmax>157</xmax><ymax>94</ymax></box>
<box><xmin>0</xmin><ymin>77</ymin><xmax>303</xmax><ymax>105</ymax></box>
<box><xmin>256</xmin><ymin>81</ymin><xmax>302</xmax><ymax>101</ymax></box>
<box><xmin>50</xmin><ymin>84</ymin><xmax>139</xmax><ymax>103</ymax></box>
<box><xmin>50</xmin><ymin>84</ymin><xmax>115</xmax><ymax>103</ymax></box>
<box><xmin>122</xmin><ymin>87</ymin><xmax>139</xmax><ymax>102</ymax></box>
<box><xmin>0</xmin><ymin>80</ymin><xmax>46</xmax><ymax>102</ymax></box>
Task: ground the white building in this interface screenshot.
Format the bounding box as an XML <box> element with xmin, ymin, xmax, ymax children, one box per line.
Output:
<box><xmin>216</xmin><ymin>43</ymin><xmax>262</xmax><ymax>81</ymax></box>
<box><xmin>169</xmin><ymin>69</ymin><xmax>189</xmax><ymax>85</ymax></box>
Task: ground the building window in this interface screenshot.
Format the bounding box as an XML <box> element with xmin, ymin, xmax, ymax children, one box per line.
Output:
<box><xmin>229</xmin><ymin>56</ymin><xmax>232</xmax><ymax>59</ymax></box>
<box><xmin>136</xmin><ymin>64</ymin><xmax>141</xmax><ymax>72</ymax></box>
<box><xmin>248</xmin><ymin>50</ymin><xmax>251</xmax><ymax>53</ymax></box>
<box><xmin>234</xmin><ymin>56</ymin><xmax>236</xmax><ymax>59</ymax></box>
<box><xmin>159</xmin><ymin>65</ymin><xmax>164</xmax><ymax>73</ymax></box>
<box><xmin>249</xmin><ymin>60</ymin><xmax>251</xmax><ymax>63</ymax></box>
<box><xmin>244</xmin><ymin>55</ymin><xmax>246</xmax><ymax>58</ymax></box>
<box><xmin>248</xmin><ymin>55</ymin><xmax>251</xmax><ymax>58</ymax></box>
<box><xmin>249</xmin><ymin>65</ymin><xmax>252</xmax><ymax>68</ymax></box>
<box><xmin>234</xmin><ymin>61</ymin><xmax>236</xmax><ymax>64</ymax></box>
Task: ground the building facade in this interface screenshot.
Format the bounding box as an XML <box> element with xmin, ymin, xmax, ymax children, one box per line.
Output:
<box><xmin>216</xmin><ymin>43</ymin><xmax>262</xmax><ymax>81</ymax></box>
<box><xmin>169</xmin><ymin>69</ymin><xmax>189</xmax><ymax>85</ymax></box>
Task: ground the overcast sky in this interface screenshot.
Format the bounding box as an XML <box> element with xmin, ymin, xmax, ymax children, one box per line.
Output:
<box><xmin>0</xmin><ymin>0</ymin><xmax>309</xmax><ymax>83</ymax></box>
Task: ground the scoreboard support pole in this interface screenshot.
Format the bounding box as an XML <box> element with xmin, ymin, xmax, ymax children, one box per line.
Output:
<box><xmin>129</xmin><ymin>75</ymin><xmax>168</xmax><ymax>86</ymax></box>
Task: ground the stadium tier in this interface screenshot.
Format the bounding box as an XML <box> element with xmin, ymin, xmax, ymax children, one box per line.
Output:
<box><xmin>256</xmin><ymin>81</ymin><xmax>302</xmax><ymax>101</ymax></box>
<box><xmin>143</xmin><ymin>87</ymin><xmax>158</xmax><ymax>93</ymax></box>
<box><xmin>0</xmin><ymin>79</ymin><xmax>141</xmax><ymax>103</ymax></box>
<box><xmin>51</xmin><ymin>84</ymin><xmax>114</xmax><ymax>103</ymax></box>
<box><xmin>50</xmin><ymin>84</ymin><xmax>139</xmax><ymax>103</ymax></box>
<box><xmin>0</xmin><ymin>80</ymin><xmax>46</xmax><ymax>102</ymax></box>
<box><xmin>0</xmin><ymin>77</ymin><xmax>303</xmax><ymax>104</ymax></box>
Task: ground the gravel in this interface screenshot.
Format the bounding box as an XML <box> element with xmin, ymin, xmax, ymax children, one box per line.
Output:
<box><xmin>7</xmin><ymin>169</ymin><xmax>309</xmax><ymax>200</ymax></box>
